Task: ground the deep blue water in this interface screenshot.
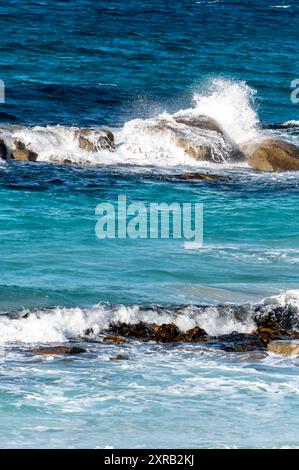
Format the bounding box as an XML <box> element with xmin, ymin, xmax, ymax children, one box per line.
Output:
<box><xmin>0</xmin><ymin>0</ymin><xmax>299</xmax><ymax>449</ymax></box>
<box><xmin>0</xmin><ymin>0</ymin><xmax>298</xmax><ymax>126</ymax></box>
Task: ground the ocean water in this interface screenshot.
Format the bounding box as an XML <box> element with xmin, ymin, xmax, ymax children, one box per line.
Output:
<box><xmin>0</xmin><ymin>0</ymin><xmax>299</xmax><ymax>449</ymax></box>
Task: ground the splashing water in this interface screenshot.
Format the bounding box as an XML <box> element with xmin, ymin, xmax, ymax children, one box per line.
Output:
<box><xmin>0</xmin><ymin>79</ymin><xmax>268</xmax><ymax>167</ymax></box>
<box><xmin>192</xmin><ymin>78</ymin><xmax>261</xmax><ymax>144</ymax></box>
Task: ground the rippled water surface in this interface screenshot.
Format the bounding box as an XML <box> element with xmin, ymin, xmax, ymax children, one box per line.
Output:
<box><xmin>0</xmin><ymin>0</ymin><xmax>299</xmax><ymax>449</ymax></box>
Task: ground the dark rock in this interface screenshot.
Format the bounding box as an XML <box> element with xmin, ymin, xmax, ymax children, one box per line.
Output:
<box><xmin>0</xmin><ymin>138</ymin><xmax>8</xmax><ymax>159</ymax></box>
<box><xmin>253</xmin><ymin>305</ymin><xmax>297</xmax><ymax>336</ymax></box>
<box><xmin>83</xmin><ymin>328</ymin><xmax>94</xmax><ymax>336</ymax></box>
<box><xmin>109</xmin><ymin>354</ymin><xmax>129</xmax><ymax>361</ymax></box>
<box><xmin>217</xmin><ymin>333</ymin><xmax>265</xmax><ymax>352</ymax></box>
<box><xmin>182</xmin><ymin>326</ymin><xmax>208</xmax><ymax>342</ymax></box>
<box><xmin>30</xmin><ymin>346</ymin><xmax>86</xmax><ymax>355</ymax></box>
<box><xmin>152</xmin><ymin>323</ymin><xmax>181</xmax><ymax>343</ymax></box>
<box><xmin>107</xmin><ymin>321</ymin><xmax>155</xmax><ymax>340</ymax></box>
<box><xmin>179</xmin><ymin>172</ymin><xmax>229</xmax><ymax>182</ymax></box>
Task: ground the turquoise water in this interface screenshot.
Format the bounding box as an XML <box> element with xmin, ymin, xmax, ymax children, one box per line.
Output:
<box><xmin>0</xmin><ymin>0</ymin><xmax>299</xmax><ymax>449</ymax></box>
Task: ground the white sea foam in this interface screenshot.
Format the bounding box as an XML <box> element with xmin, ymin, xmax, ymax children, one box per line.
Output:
<box><xmin>270</xmin><ymin>5</ymin><xmax>291</xmax><ymax>8</ymax></box>
<box><xmin>192</xmin><ymin>78</ymin><xmax>261</xmax><ymax>144</ymax></box>
<box><xmin>0</xmin><ymin>79</ymin><xmax>297</xmax><ymax>167</ymax></box>
<box><xmin>0</xmin><ymin>302</ymin><xmax>257</xmax><ymax>345</ymax></box>
<box><xmin>262</xmin><ymin>289</ymin><xmax>299</xmax><ymax>310</ymax></box>
<box><xmin>3</xmin><ymin>288</ymin><xmax>299</xmax><ymax>346</ymax></box>
<box><xmin>280</xmin><ymin>120</ymin><xmax>299</xmax><ymax>127</ymax></box>
<box><xmin>0</xmin><ymin>79</ymin><xmax>272</xmax><ymax>167</ymax></box>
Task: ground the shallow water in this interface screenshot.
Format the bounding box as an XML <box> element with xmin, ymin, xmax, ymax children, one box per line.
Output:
<box><xmin>0</xmin><ymin>0</ymin><xmax>299</xmax><ymax>449</ymax></box>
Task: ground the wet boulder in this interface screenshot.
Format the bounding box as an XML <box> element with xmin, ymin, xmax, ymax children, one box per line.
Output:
<box><xmin>29</xmin><ymin>346</ymin><xmax>86</xmax><ymax>355</ymax></box>
<box><xmin>257</xmin><ymin>326</ymin><xmax>282</xmax><ymax>344</ymax></box>
<box><xmin>152</xmin><ymin>323</ymin><xmax>181</xmax><ymax>343</ymax></box>
<box><xmin>12</xmin><ymin>139</ymin><xmax>38</xmax><ymax>162</ymax></box>
<box><xmin>175</xmin><ymin>136</ymin><xmax>213</xmax><ymax>161</ymax></box>
<box><xmin>246</xmin><ymin>139</ymin><xmax>299</xmax><ymax>172</ymax></box>
<box><xmin>174</xmin><ymin>114</ymin><xmax>224</xmax><ymax>134</ymax></box>
<box><xmin>253</xmin><ymin>304</ymin><xmax>298</xmax><ymax>337</ymax></box>
<box><xmin>126</xmin><ymin>116</ymin><xmax>243</xmax><ymax>164</ymax></box>
<box><xmin>75</xmin><ymin>129</ymin><xmax>115</xmax><ymax>152</ymax></box>
<box><xmin>216</xmin><ymin>333</ymin><xmax>265</xmax><ymax>352</ymax></box>
<box><xmin>0</xmin><ymin>138</ymin><xmax>8</xmax><ymax>159</ymax></box>
<box><xmin>182</xmin><ymin>326</ymin><xmax>208</xmax><ymax>342</ymax></box>
<box><xmin>107</xmin><ymin>321</ymin><xmax>155</xmax><ymax>341</ymax></box>
<box><xmin>268</xmin><ymin>340</ymin><xmax>299</xmax><ymax>356</ymax></box>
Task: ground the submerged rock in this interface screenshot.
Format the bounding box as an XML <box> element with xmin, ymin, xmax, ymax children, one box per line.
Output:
<box><xmin>103</xmin><ymin>335</ymin><xmax>127</xmax><ymax>345</ymax></box>
<box><xmin>75</xmin><ymin>129</ymin><xmax>115</xmax><ymax>152</ymax></box>
<box><xmin>268</xmin><ymin>340</ymin><xmax>299</xmax><ymax>356</ymax></box>
<box><xmin>30</xmin><ymin>346</ymin><xmax>86</xmax><ymax>355</ymax></box>
<box><xmin>216</xmin><ymin>333</ymin><xmax>265</xmax><ymax>352</ymax></box>
<box><xmin>246</xmin><ymin>139</ymin><xmax>299</xmax><ymax>172</ymax></box>
<box><xmin>109</xmin><ymin>354</ymin><xmax>129</xmax><ymax>361</ymax></box>
<box><xmin>12</xmin><ymin>140</ymin><xmax>38</xmax><ymax>162</ymax></box>
<box><xmin>179</xmin><ymin>172</ymin><xmax>229</xmax><ymax>182</ymax></box>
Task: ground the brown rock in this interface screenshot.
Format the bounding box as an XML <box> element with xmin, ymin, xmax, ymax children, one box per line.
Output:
<box><xmin>268</xmin><ymin>340</ymin><xmax>299</xmax><ymax>356</ymax></box>
<box><xmin>247</xmin><ymin>139</ymin><xmax>299</xmax><ymax>172</ymax></box>
<box><xmin>175</xmin><ymin>136</ymin><xmax>213</xmax><ymax>161</ymax></box>
<box><xmin>30</xmin><ymin>346</ymin><xmax>86</xmax><ymax>355</ymax></box>
<box><xmin>182</xmin><ymin>326</ymin><xmax>208</xmax><ymax>342</ymax></box>
<box><xmin>152</xmin><ymin>323</ymin><xmax>180</xmax><ymax>343</ymax></box>
<box><xmin>75</xmin><ymin>129</ymin><xmax>115</xmax><ymax>152</ymax></box>
<box><xmin>174</xmin><ymin>115</ymin><xmax>224</xmax><ymax>134</ymax></box>
<box><xmin>103</xmin><ymin>336</ymin><xmax>127</xmax><ymax>345</ymax></box>
<box><xmin>12</xmin><ymin>140</ymin><xmax>38</xmax><ymax>162</ymax></box>
<box><xmin>257</xmin><ymin>326</ymin><xmax>282</xmax><ymax>344</ymax></box>
<box><xmin>179</xmin><ymin>172</ymin><xmax>229</xmax><ymax>182</ymax></box>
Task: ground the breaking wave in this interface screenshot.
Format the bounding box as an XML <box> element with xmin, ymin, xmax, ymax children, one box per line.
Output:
<box><xmin>1</xmin><ymin>78</ymin><xmax>292</xmax><ymax>167</ymax></box>
<box><xmin>1</xmin><ymin>289</ymin><xmax>299</xmax><ymax>345</ymax></box>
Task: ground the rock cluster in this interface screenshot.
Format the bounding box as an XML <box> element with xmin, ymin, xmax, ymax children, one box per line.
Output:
<box><xmin>106</xmin><ymin>321</ymin><xmax>208</xmax><ymax>343</ymax></box>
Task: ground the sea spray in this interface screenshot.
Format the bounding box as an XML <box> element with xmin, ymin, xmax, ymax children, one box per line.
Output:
<box><xmin>0</xmin><ymin>80</ymin><xmax>297</xmax><ymax>166</ymax></box>
<box><xmin>191</xmin><ymin>78</ymin><xmax>260</xmax><ymax>144</ymax></box>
